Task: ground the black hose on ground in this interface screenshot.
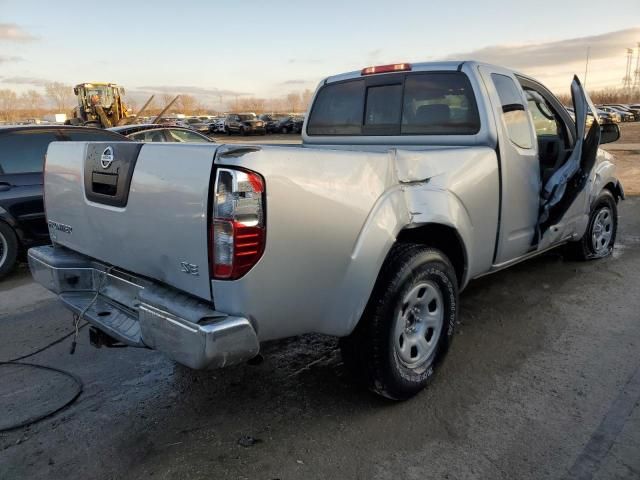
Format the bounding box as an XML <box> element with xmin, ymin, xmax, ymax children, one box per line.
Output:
<box><xmin>0</xmin><ymin>361</ymin><xmax>83</xmax><ymax>433</ymax></box>
<box><xmin>0</xmin><ymin>322</ymin><xmax>88</xmax><ymax>433</ymax></box>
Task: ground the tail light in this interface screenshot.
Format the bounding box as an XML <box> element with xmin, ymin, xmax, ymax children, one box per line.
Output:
<box><xmin>210</xmin><ymin>168</ymin><xmax>265</xmax><ymax>280</ymax></box>
<box><xmin>361</xmin><ymin>63</ymin><xmax>411</xmax><ymax>75</ymax></box>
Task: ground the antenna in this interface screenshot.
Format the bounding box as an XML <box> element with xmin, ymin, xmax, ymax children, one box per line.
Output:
<box><xmin>584</xmin><ymin>46</ymin><xmax>590</xmax><ymax>88</ymax></box>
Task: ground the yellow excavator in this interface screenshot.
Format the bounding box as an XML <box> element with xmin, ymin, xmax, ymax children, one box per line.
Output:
<box><xmin>68</xmin><ymin>82</ymin><xmax>179</xmax><ymax>128</ymax></box>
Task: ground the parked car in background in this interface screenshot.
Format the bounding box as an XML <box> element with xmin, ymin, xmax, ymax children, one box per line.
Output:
<box><xmin>109</xmin><ymin>124</ymin><xmax>214</xmax><ymax>143</ymax></box>
<box><xmin>258</xmin><ymin>114</ymin><xmax>281</xmax><ymax>133</ymax></box>
<box><xmin>275</xmin><ymin>115</ymin><xmax>299</xmax><ymax>133</ymax></box>
<box><xmin>0</xmin><ymin>125</ymin><xmax>128</xmax><ymax>278</ymax></box>
<box><xmin>225</xmin><ymin>113</ymin><xmax>266</xmax><ymax>135</ymax></box>
<box><xmin>603</xmin><ymin>104</ymin><xmax>640</xmax><ymax>121</ymax></box>
<box><xmin>209</xmin><ymin>117</ymin><xmax>227</xmax><ymax>134</ymax></box>
<box><xmin>184</xmin><ymin>118</ymin><xmax>213</xmax><ymax>134</ymax></box>
<box><xmin>595</xmin><ymin>109</ymin><xmax>619</xmax><ymax>124</ymax></box>
<box><xmin>599</xmin><ymin>106</ymin><xmax>635</xmax><ymax>122</ymax></box>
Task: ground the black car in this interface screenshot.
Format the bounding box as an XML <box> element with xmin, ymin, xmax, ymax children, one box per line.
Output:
<box><xmin>276</xmin><ymin>115</ymin><xmax>304</xmax><ymax>134</ymax></box>
<box><xmin>225</xmin><ymin>113</ymin><xmax>266</xmax><ymax>135</ymax></box>
<box><xmin>0</xmin><ymin>125</ymin><xmax>128</xmax><ymax>278</ymax></box>
<box><xmin>108</xmin><ymin>124</ymin><xmax>214</xmax><ymax>143</ymax></box>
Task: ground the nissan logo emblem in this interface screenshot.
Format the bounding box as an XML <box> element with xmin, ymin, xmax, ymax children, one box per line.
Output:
<box><xmin>101</xmin><ymin>146</ymin><xmax>114</xmax><ymax>169</ymax></box>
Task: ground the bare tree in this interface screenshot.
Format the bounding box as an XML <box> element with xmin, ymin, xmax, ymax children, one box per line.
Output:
<box><xmin>0</xmin><ymin>89</ymin><xmax>19</xmax><ymax>122</ymax></box>
<box><xmin>160</xmin><ymin>93</ymin><xmax>175</xmax><ymax>114</ymax></box>
<box><xmin>20</xmin><ymin>90</ymin><xmax>44</xmax><ymax>117</ymax></box>
<box><xmin>45</xmin><ymin>82</ymin><xmax>73</xmax><ymax>112</ymax></box>
<box><xmin>300</xmin><ymin>89</ymin><xmax>314</xmax><ymax>112</ymax></box>
<box><xmin>179</xmin><ymin>94</ymin><xmax>197</xmax><ymax>114</ymax></box>
<box><xmin>286</xmin><ymin>93</ymin><xmax>300</xmax><ymax>113</ymax></box>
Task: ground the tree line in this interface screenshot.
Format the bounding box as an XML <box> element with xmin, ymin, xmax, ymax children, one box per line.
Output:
<box><xmin>0</xmin><ymin>82</ymin><xmax>316</xmax><ymax>123</ymax></box>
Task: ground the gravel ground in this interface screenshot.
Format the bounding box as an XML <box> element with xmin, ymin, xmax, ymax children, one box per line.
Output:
<box><xmin>1</xmin><ymin>126</ymin><xmax>639</xmax><ymax>480</ymax></box>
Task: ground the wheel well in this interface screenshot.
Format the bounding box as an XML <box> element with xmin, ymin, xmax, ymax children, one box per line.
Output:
<box><xmin>396</xmin><ymin>223</ymin><xmax>467</xmax><ymax>287</ymax></box>
<box><xmin>603</xmin><ymin>181</ymin><xmax>624</xmax><ymax>203</ymax></box>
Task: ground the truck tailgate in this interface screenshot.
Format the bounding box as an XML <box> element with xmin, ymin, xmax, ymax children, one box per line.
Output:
<box><xmin>44</xmin><ymin>141</ymin><xmax>218</xmax><ymax>301</ymax></box>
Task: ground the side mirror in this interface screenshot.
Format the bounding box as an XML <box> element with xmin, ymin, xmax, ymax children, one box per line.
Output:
<box><xmin>600</xmin><ymin>123</ymin><xmax>620</xmax><ymax>145</ymax></box>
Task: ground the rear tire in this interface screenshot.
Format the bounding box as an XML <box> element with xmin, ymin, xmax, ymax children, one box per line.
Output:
<box><xmin>567</xmin><ymin>190</ymin><xmax>618</xmax><ymax>260</ymax></box>
<box><xmin>0</xmin><ymin>222</ymin><xmax>19</xmax><ymax>280</ymax></box>
<box><xmin>340</xmin><ymin>244</ymin><xmax>458</xmax><ymax>400</ymax></box>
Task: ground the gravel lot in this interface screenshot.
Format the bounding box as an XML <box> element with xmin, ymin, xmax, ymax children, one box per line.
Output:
<box><xmin>1</xmin><ymin>126</ymin><xmax>639</xmax><ymax>479</ymax></box>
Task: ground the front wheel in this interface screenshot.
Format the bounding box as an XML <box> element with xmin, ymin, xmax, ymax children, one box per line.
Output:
<box><xmin>567</xmin><ymin>190</ymin><xmax>618</xmax><ymax>260</ymax></box>
<box><xmin>340</xmin><ymin>245</ymin><xmax>458</xmax><ymax>400</ymax></box>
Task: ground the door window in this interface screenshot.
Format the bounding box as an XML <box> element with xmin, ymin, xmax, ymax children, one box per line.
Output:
<box><xmin>0</xmin><ymin>130</ymin><xmax>60</xmax><ymax>174</ymax></box>
<box><xmin>491</xmin><ymin>74</ymin><xmax>533</xmax><ymax>149</ymax></box>
<box><xmin>525</xmin><ymin>89</ymin><xmax>559</xmax><ymax>137</ymax></box>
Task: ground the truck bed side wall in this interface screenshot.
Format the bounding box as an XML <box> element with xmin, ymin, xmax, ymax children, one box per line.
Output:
<box><xmin>212</xmin><ymin>144</ymin><xmax>498</xmax><ymax>340</ymax></box>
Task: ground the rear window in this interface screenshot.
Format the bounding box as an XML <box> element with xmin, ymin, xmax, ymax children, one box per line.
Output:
<box><xmin>307</xmin><ymin>72</ymin><xmax>480</xmax><ymax>136</ymax></box>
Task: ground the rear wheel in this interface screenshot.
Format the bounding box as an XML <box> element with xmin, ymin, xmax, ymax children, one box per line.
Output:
<box><xmin>0</xmin><ymin>222</ymin><xmax>19</xmax><ymax>279</ymax></box>
<box><xmin>567</xmin><ymin>190</ymin><xmax>618</xmax><ymax>260</ymax></box>
<box><xmin>340</xmin><ymin>245</ymin><xmax>458</xmax><ymax>400</ymax></box>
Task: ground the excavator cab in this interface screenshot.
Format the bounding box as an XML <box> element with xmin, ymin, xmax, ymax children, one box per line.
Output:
<box><xmin>70</xmin><ymin>82</ymin><xmax>130</xmax><ymax>128</ymax></box>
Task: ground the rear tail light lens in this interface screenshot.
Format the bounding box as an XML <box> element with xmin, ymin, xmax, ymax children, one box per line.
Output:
<box><xmin>210</xmin><ymin>168</ymin><xmax>265</xmax><ymax>279</ymax></box>
<box><xmin>361</xmin><ymin>63</ymin><xmax>412</xmax><ymax>75</ymax></box>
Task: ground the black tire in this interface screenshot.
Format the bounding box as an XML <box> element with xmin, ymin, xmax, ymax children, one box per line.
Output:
<box><xmin>340</xmin><ymin>244</ymin><xmax>458</xmax><ymax>400</ymax></box>
<box><xmin>0</xmin><ymin>222</ymin><xmax>19</xmax><ymax>280</ymax></box>
<box><xmin>281</xmin><ymin>127</ymin><xmax>288</xmax><ymax>134</ymax></box>
<box><xmin>566</xmin><ymin>190</ymin><xmax>618</xmax><ymax>260</ymax></box>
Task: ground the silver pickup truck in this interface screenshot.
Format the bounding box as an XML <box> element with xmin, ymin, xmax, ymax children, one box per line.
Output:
<box><xmin>29</xmin><ymin>61</ymin><xmax>623</xmax><ymax>400</ymax></box>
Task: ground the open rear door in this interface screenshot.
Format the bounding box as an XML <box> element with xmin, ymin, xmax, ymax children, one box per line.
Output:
<box><xmin>539</xmin><ymin>75</ymin><xmax>601</xmax><ymax>235</ymax></box>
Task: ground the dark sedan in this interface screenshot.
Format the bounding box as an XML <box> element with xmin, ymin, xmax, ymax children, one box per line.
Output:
<box><xmin>0</xmin><ymin>125</ymin><xmax>128</xmax><ymax>278</ymax></box>
<box><xmin>276</xmin><ymin>115</ymin><xmax>304</xmax><ymax>134</ymax></box>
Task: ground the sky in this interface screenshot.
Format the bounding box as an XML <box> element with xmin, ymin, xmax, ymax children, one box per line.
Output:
<box><xmin>0</xmin><ymin>0</ymin><xmax>639</xmax><ymax>108</ymax></box>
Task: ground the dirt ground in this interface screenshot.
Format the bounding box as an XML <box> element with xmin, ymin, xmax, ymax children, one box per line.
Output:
<box><xmin>1</xmin><ymin>128</ymin><xmax>640</xmax><ymax>480</ymax></box>
<box><xmin>606</xmin><ymin>122</ymin><xmax>640</xmax><ymax>195</ymax></box>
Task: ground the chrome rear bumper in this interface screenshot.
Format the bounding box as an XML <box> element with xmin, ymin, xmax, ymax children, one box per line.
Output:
<box><xmin>28</xmin><ymin>245</ymin><xmax>259</xmax><ymax>369</ymax></box>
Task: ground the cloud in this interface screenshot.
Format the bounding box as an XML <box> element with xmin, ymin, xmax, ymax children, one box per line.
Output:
<box><xmin>280</xmin><ymin>79</ymin><xmax>313</xmax><ymax>86</ymax></box>
<box><xmin>135</xmin><ymin>85</ymin><xmax>251</xmax><ymax>97</ymax></box>
<box><xmin>443</xmin><ymin>28</ymin><xmax>640</xmax><ymax>71</ymax></box>
<box><xmin>0</xmin><ymin>55</ymin><xmax>23</xmax><ymax>64</ymax></box>
<box><xmin>1</xmin><ymin>76</ymin><xmax>49</xmax><ymax>87</ymax></box>
<box><xmin>0</xmin><ymin>23</ymin><xmax>37</xmax><ymax>42</ymax></box>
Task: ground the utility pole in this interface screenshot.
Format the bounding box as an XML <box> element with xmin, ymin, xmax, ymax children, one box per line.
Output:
<box><xmin>584</xmin><ymin>46</ymin><xmax>590</xmax><ymax>88</ymax></box>
<box><xmin>633</xmin><ymin>42</ymin><xmax>640</xmax><ymax>91</ymax></box>
<box><xmin>622</xmin><ymin>48</ymin><xmax>633</xmax><ymax>91</ymax></box>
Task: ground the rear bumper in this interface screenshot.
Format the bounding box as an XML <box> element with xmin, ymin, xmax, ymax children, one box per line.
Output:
<box><xmin>28</xmin><ymin>245</ymin><xmax>259</xmax><ymax>369</ymax></box>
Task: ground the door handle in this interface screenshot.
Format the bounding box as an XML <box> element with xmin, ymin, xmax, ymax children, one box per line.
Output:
<box><xmin>0</xmin><ymin>183</ymin><xmax>11</xmax><ymax>192</ymax></box>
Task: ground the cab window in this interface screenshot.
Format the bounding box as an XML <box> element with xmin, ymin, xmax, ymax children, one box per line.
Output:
<box><xmin>491</xmin><ymin>73</ymin><xmax>533</xmax><ymax>149</ymax></box>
